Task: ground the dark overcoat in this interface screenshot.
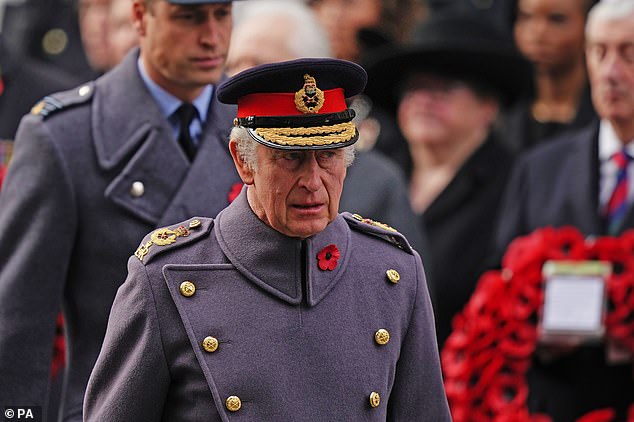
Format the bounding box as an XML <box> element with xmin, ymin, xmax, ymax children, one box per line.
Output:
<box><xmin>84</xmin><ymin>191</ymin><xmax>451</xmax><ymax>421</ymax></box>
<box><xmin>494</xmin><ymin>121</ymin><xmax>634</xmax><ymax>421</ymax></box>
<box><xmin>423</xmin><ymin>137</ymin><xmax>514</xmax><ymax>347</ymax></box>
<box><xmin>0</xmin><ymin>49</ymin><xmax>241</xmax><ymax>420</ymax></box>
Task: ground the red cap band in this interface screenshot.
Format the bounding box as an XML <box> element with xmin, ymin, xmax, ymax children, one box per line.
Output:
<box><xmin>237</xmin><ymin>88</ymin><xmax>346</xmax><ymax>118</ymax></box>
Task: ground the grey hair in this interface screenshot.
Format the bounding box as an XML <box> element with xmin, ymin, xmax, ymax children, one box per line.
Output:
<box><xmin>231</xmin><ymin>126</ymin><xmax>259</xmax><ymax>170</ymax></box>
<box><xmin>586</xmin><ymin>0</ymin><xmax>634</xmax><ymax>37</ymax></box>
<box><xmin>231</xmin><ymin>126</ymin><xmax>356</xmax><ymax>169</ymax></box>
<box><xmin>232</xmin><ymin>0</ymin><xmax>331</xmax><ymax>58</ymax></box>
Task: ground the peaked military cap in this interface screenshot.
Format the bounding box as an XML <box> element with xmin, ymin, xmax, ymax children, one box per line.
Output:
<box><xmin>217</xmin><ymin>58</ymin><xmax>367</xmax><ymax>150</ymax></box>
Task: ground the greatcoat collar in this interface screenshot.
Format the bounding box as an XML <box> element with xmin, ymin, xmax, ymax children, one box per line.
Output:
<box><xmin>92</xmin><ymin>49</ymin><xmax>239</xmax><ymax>225</ymax></box>
<box><xmin>215</xmin><ymin>188</ymin><xmax>351</xmax><ymax>306</ymax></box>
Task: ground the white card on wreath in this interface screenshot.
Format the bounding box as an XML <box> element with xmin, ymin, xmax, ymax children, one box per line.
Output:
<box><xmin>539</xmin><ymin>260</ymin><xmax>610</xmax><ymax>343</ymax></box>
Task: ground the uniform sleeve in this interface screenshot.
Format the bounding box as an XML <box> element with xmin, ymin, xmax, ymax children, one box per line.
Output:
<box><xmin>0</xmin><ymin>116</ymin><xmax>76</xmax><ymax>406</ymax></box>
<box><xmin>387</xmin><ymin>251</ymin><xmax>452</xmax><ymax>421</ymax></box>
<box><xmin>84</xmin><ymin>257</ymin><xmax>170</xmax><ymax>422</ymax></box>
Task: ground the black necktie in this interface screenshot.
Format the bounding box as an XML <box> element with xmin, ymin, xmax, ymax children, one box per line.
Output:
<box><xmin>176</xmin><ymin>103</ymin><xmax>198</xmax><ymax>161</ymax></box>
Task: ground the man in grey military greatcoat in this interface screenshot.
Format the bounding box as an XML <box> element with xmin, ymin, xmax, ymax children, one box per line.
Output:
<box><xmin>0</xmin><ymin>0</ymin><xmax>241</xmax><ymax>420</ymax></box>
<box><xmin>84</xmin><ymin>58</ymin><xmax>451</xmax><ymax>421</ymax></box>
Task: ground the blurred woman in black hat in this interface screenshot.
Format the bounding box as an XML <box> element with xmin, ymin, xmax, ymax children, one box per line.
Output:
<box><xmin>365</xmin><ymin>11</ymin><xmax>532</xmax><ymax>348</ymax></box>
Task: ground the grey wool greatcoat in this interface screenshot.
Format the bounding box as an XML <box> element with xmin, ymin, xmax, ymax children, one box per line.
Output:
<box><xmin>84</xmin><ymin>190</ymin><xmax>451</xmax><ymax>422</ymax></box>
<box><xmin>0</xmin><ymin>49</ymin><xmax>242</xmax><ymax>420</ymax></box>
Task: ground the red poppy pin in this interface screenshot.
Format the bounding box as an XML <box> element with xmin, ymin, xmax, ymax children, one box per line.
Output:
<box><xmin>228</xmin><ymin>182</ymin><xmax>244</xmax><ymax>203</ymax></box>
<box><xmin>317</xmin><ymin>244</ymin><xmax>340</xmax><ymax>271</ymax></box>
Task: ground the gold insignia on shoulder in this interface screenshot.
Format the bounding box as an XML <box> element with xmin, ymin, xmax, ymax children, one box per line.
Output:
<box><xmin>353</xmin><ymin>214</ymin><xmax>398</xmax><ymax>232</ymax></box>
<box><xmin>134</xmin><ymin>225</ymin><xmax>191</xmax><ymax>261</ymax></box>
<box><xmin>31</xmin><ymin>101</ymin><xmax>46</xmax><ymax>115</ymax></box>
<box><xmin>369</xmin><ymin>219</ymin><xmax>397</xmax><ymax>233</ymax></box>
<box><xmin>134</xmin><ymin>240</ymin><xmax>153</xmax><ymax>261</ymax></box>
<box><xmin>294</xmin><ymin>74</ymin><xmax>325</xmax><ymax>114</ymax></box>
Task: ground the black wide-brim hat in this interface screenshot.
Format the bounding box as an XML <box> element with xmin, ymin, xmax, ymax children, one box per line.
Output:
<box><xmin>364</xmin><ymin>12</ymin><xmax>533</xmax><ymax>111</ymax></box>
<box><xmin>217</xmin><ymin>58</ymin><xmax>367</xmax><ymax>150</ymax></box>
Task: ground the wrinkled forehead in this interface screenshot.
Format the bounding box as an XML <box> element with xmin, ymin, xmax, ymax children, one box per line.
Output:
<box><xmin>586</xmin><ymin>15</ymin><xmax>634</xmax><ymax>46</ymax></box>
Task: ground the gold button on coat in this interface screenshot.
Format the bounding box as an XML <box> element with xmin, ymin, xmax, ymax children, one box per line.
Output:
<box><xmin>386</xmin><ymin>269</ymin><xmax>400</xmax><ymax>284</ymax></box>
<box><xmin>375</xmin><ymin>329</ymin><xmax>390</xmax><ymax>345</ymax></box>
<box><xmin>369</xmin><ymin>391</ymin><xmax>381</xmax><ymax>408</ymax></box>
<box><xmin>179</xmin><ymin>281</ymin><xmax>196</xmax><ymax>297</ymax></box>
<box><xmin>226</xmin><ymin>396</ymin><xmax>241</xmax><ymax>412</ymax></box>
<box><xmin>202</xmin><ymin>336</ymin><xmax>219</xmax><ymax>353</ymax></box>
<box><xmin>189</xmin><ymin>219</ymin><xmax>201</xmax><ymax>229</ymax></box>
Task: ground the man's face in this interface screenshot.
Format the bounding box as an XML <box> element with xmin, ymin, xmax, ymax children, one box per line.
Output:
<box><xmin>586</xmin><ymin>13</ymin><xmax>634</xmax><ymax>134</ymax></box>
<box><xmin>231</xmin><ymin>142</ymin><xmax>347</xmax><ymax>238</ymax></box>
<box><xmin>133</xmin><ymin>0</ymin><xmax>232</xmax><ymax>101</ymax></box>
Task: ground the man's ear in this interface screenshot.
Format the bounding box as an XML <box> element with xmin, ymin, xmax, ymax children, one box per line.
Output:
<box><xmin>132</xmin><ymin>1</ymin><xmax>146</xmax><ymax>36</ymax></box>
<box><xmin>229</xmin><ymin>139</ymin><xmax>255</xmax><ymax>185</ymax></box>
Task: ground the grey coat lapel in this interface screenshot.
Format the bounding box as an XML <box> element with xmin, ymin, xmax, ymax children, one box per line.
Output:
<box><xmin>157</xmin><ymin>88</ymin><xmax>240</xmax><ymax>226</ymax></box>
<box><xmin>93</xmin><ymin>50</ymin><xmax>238</xmax><ymax>226</ymax></box>
<box><xmin>567</xmin><ymin>124</ymin><xmax>602</xmax><ymax>234</ymax></box>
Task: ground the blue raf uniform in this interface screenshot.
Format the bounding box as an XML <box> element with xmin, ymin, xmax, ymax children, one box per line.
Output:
<box><xmin>84</xmin><ymin>191</ymin><xmax>451</xmax><ymax>421</ymax></box>
<box><xmin>0</xmin><ymin>49</ymin><xmax>241</xmax><ymax>420</ymax></box>
<box><xmin>85</xmin><ymin>57</ymin><xmax>450</xmax><ymax>421</ymax></box>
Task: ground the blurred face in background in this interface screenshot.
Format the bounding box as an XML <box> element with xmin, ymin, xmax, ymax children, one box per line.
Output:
<box><xmin>133</xmin><ymin>0</ymin><xmax>232</xmax><ymax>101</ymax></box>
<box><xmin>514</xmin><ymin>0</ymin><xmax>587</xmax><ymax>75</ymax></box>
<box><xmin>225</xmin><ymin>15</ymin><xmax>295</xmax><ymax>76</ymax></box>
<box><xmin>397</xmin><ymin>73</ymin><xmax>499</xmax><ymax>148</ymax></box>
<box><xmin>79</xmin><ymin>0</ymin><xmax>112</xmax><ymax>71</ymax></box>
<box><xmin>108</xmin><ymin>0</ymin><xmax>139</xmax><ymax>66</ymax></box>
<box><xmin>586</xmin><ymin>11</ymin><xmax>634</xmax><ymax>134</ymax></box>
<box><xmin>310</xmin><ymin>0</ymin><xmax>380</xmax><ymax>62</ymax></box>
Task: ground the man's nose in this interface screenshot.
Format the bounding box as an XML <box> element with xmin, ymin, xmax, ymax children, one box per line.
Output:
<box><xmin>599</xmin><ymin>49</ymin><xmax>626</xmax><ymax>80</ymax></box>
<box><xmin>200</xmin><ymin>16</ymin><xmax>223</xmax><ymax>46</ymax></box>
<box><xmin>298</xmin><ymin>153</ymin><xmax>323</xmax><ymax>192</ymax></box>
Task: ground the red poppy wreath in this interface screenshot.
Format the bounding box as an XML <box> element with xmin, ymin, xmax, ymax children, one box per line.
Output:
<box><xmin>442</xmin><ymin>226</ymin><xmax>634</xmax><ymax>422</ymax></box>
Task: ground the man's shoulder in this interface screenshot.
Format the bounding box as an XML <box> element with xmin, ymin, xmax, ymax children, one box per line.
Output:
<box><xmin>29</xmin><ymin>82</ymin><xmax>96</xmax><ymax>120</ymax></box>
<box><xmin>134</xmin><ymin>217</ymin><xmax>215</xmax><ymax>265</ymax></box>
<box><xmin>342</xmin><ymin>212</ymin><xmax>414</xmax><ymax>255</ymax></box>
<box><xmin>524</xmin><ymin>121</ymin><xmax>597</xmax><ymax>163</ymax></box>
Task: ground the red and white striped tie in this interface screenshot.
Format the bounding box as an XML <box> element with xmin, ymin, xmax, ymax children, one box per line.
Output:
<box><xmin>606</xmin><ymin>150</ymin><xmax>632</xmax><ymax>235</ymax></box>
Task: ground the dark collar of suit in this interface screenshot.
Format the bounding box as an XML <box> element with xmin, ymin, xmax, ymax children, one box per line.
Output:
<box><xmin>564</xmin><ymin>120</ymin><xmax>602</xmax><ymax>234</ymax></box>
<box><xmin>214</xmin><ymin>188</ymin><xmax>351</xmax><ymax>306</ymax></box>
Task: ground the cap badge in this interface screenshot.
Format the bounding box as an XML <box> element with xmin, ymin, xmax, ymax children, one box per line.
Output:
<box><xmin>294</xmin><ymin>74</ymin><xmax>325</xmax><ymax>114</ymax></box>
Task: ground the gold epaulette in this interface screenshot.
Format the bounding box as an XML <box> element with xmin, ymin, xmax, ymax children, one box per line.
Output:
<box><xmin>134</xmin><ymin>217</ymin><xmax>213</xmax><ymax>264</ymax></box>
<box><xmin>343</xmin><ymin>213</ymin><xmax>413</xmax><ymax>254</ymax></box>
